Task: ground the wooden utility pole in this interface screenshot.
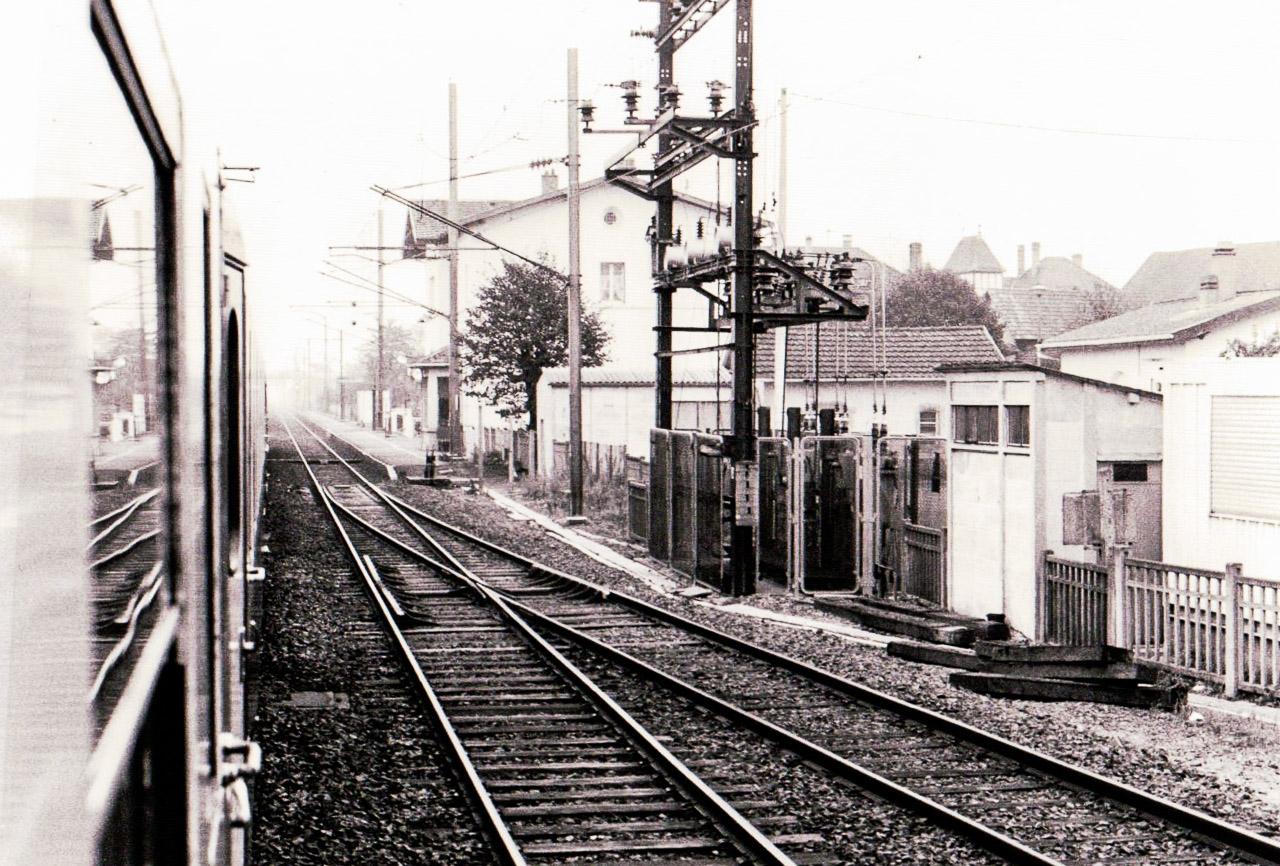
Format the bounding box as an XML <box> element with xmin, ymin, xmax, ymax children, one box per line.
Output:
<box><xmin>567</xmin><ymin>48</ymin><xmax>585</xmax><ymax>520</ymax></box>
<box><xmin>447</xmin><ymin>81</ymin><xmax>462</xmax><ymax>454</ymax></box>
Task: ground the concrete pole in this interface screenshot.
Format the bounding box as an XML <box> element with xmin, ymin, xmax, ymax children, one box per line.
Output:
<box><xmin>447</xmin><ymin>81</ymin><xmax>462</xmax><ymax>454</ymax></box>
<box><xmin>567</xmin><ymin>48</ymin><xmax>585</xmax><ymax>520</ymax></box>
<box><xmin>771</xmin><ymin>87</ymin><xmax>788</xmax><ymax>430</ymax></box>
<box><xmin>375</xmin><ymin>208</ymin><xmax>385</xmax><ymax>433</ymax></box>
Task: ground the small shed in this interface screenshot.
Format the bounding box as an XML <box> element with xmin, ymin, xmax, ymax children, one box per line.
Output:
<box><xmin>939</xmin><ymin>363</ymin><xmax>1163</xmax><ymax>637</ymax></box>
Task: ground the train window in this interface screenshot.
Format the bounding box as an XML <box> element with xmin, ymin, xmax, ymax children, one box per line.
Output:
<box><xmin>80</xmin><ymin>29</ymin><xmax>170</xmax><ymax>743</ymax></box>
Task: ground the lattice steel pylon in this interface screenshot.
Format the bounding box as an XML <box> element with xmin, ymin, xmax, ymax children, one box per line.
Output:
<box><xmin>599</xmin><ymin>0</ymin><xmax>868</xmax><ymax>595</ymax></box>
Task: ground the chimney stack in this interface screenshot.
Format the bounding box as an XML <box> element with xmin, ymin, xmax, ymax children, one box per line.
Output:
<box><xmin>1211</xmin><ymin>242</ymin><xmax>1238</xmax><ymax>301</ymax></box>
<box><xmin>1032</xmin><ymin>241</ymin><xmax>1041</xmax><ymax>268</ymax></box>
<box><xmin>909</xmin><ymin>242</ymin><xmax>922</xmax><ymax>271</ymax></box>
<box><xmin>842</xmin><ymin>234</ymin><xmax>853</xmax><ymax>249</ymax></box>
<box><xmin>1017</xmin><ymin>244</ymin><xmax>1026</xmax><ymax>275</ymax></box>
<box><xmin>1199</xmin><ymin>274</ymin><xmax>1220</xmax><ymax>307</ymax></box>
<box><xmin>1072</xmin><ymin>253</ymin><xmax>1083</xmax><ymax>269</ymax></box>
<box><xmin>541</xmin><ymin>170</ymin><xmax>559</xmax><ymax>194</ymax></box>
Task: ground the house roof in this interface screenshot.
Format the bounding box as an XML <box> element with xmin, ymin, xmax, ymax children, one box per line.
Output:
<box><xmin>944</xmin><ymin>235</ymin><xmax>1003</xmax><ymax>274</ymax></box>
<box><xmin>938</xmin><ymin>361</ymin><xmax>1163</xmax><ymax>400</ymax></box>
<box><xmin>1040</xmin><ymin>290</ymin><xmax>1280</xmax><ymax>349</ymax></box>
<box><xmin>1008</xmin><ymin>256</ymin><xmax>1114</xmax><ymax>292</ymax></box>
<box><xmin>404</xmin><ymin>177</ymin><xmax>724</xmax><ymax>254</ymax></box>
<box><xmin>406</xmin><ymin>198</ymin><xmax>517</xmax><ymax>249</ymax></box>
<box><xmin>986</xmin><ymin>286</ymin><xmax>1091</xmax><ymax>343</ymax></box>
<box><xmin>1123</xmin><ymin>241</ymin><xmax>1280</xmax><ymax>307</ymax></box>
<box><xmin>407</xmin><ymin>346</ymin><xmax>449</xmax><ymax>369</ymax></box>
<box><xmin>756</xmin><ymin>325</ymin><xmax>1004</xmax><ymax>381</ymax></box>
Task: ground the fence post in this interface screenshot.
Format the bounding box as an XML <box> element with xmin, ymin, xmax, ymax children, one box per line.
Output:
<box><xmin>1224</xmin><ymin>562</ymin><xmax>1242</xmax><ymax>698</ymax></box>
<box><xmin>1107</xmin><ymin>544</ymin><xmax>1128</xmax><ymax>648</ymax></box>
<box><xmin>1037</xmin><ymin>550</ymin><xmax>1052</xmax><ymax>643</ymax></box>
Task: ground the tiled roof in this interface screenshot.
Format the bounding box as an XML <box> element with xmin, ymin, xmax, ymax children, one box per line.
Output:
<box><xmin>1123</xmin><ymin>241</ymin><xmax>1280</xmax><ymax>307</ymax></box>
<box><xmin>406</xmin><ymin>199</ymin><xmax>515</xmax><ymax>249</ymax></box>
<box><xmin>756</xmin><ymin>325</ymin><xmax>1004</xmax><ymax>381</ymax></box>
<box><xmin>542</xmin><ymin>364</ymin><xmax>727</xmax><ymax>387</ymax></box>
<box><xmin>1041</xmin><ymin>290</ymin><xmax>1280</xmax><ymax>348</ymax></box>
<box><xmin>1008</xmin><ymin>256</ymin><xmax>1114</xmax><ymax>292</ymax></box>
<box><xmin>944</xmin><ymin>235</ymin><xmax>1003</xmax><ymax>274</ymax></box>
<box><xmin>986</xmin><ymin>286</ymin><xmax>1091</xmax><ymax>343</ymax></box>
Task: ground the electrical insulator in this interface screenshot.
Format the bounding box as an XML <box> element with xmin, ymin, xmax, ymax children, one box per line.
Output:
<box><xmin>835</xmin><ymin>404</ymin><xmax>849</xmax><ymax>434</ymax></box>
<box><xmin>707</xmin><ymin>79</ymin><xmax>727</xmax><ymax>114</ymax></box>
<box><xmin>657</xmin><ymin>83</ymin><xmax>680</xmax><ymax>111</ymax></box>
<box><xmin>802</xmin><ymin>403</ymin><xmax>818</xmax><ymax>434</ymax></box>
<box><xmin>830</xmin><ymin>256</ymin><xmax>857</xmax><ymax>294</ymax></box>
<box><xmin>578</xmin><ymin>99</ymin><xmax>595</xmax><ymax>132</ymax></box>
<box><xmin>619</xmin><ymin>80</ymin><xmax>641</xmax><ymax>121</ymax></box>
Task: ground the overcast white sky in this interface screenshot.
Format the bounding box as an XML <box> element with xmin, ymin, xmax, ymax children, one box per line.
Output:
<box><xmin>48</xmin><ymin>1</ymin><xmax>1280</xmax><ymax>370</ymax></box>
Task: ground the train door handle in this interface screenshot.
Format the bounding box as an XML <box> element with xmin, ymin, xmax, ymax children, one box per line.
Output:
<box><xmin>219</xmin><ymin>733</ymin><xmax>262</xmax><ymax>785</ymax></box>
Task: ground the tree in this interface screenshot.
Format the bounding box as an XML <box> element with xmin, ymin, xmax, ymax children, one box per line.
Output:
<box><xmin>884</xmin><ymin>268</ymin><xmax>1005</xmax><ymax>342</ymax></box>
<box><xmin>357</xmin><ymin>321</ymin><xmax>419</xmax><ymax>407</ymax></box>
<box><xmin>1221</xmin><ymin>331</ymin><xmax>1280</xmax><ymax>357</ymax></box>
<box><xmin>1063</xmin><ymin>284</ymin><xmax>1126</xmax><ymax>331</ymax></box>
<box><xmin>460</xmin><ymin>260</ymin><xmax>610</xmax><ymax>430</ymax></box>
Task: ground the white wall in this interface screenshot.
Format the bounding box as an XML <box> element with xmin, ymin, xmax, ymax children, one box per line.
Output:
<box><xmin>1164</xmin><ymin>358</ymin><xmax>1280</xmax><ymax>579</ymax></box>
<box><xmin>757</xmin><ymin>379</ymin><xmax>949</xmax><ymax>438</ymax></box>
<box><xmin>944</xmin><ymin>370</ymin><xmax>1162</xmax><ymax>637</ymax></box>
<box><xmin>1055</xmin><ymin>306</ymin><xmax>1280</xmax><ymax>391</ymax></box>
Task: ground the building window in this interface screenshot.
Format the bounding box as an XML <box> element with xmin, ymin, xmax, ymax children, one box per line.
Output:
<box><xmin>918</xmin><ymin>407</ymin><xmax>939</xmax><ymax>436</ymax></box>
<box><xmin>952</xmin><ymin>405</ymin><xmax>998</xmax><ymax>445</ymax></box>
<box><xmin>603</xmin><ymin>208</ymin><xmax>619</xmax><ymax>225</ymax></box>
<box><xmin>600</xmin><ymin>262</ymin><xmax>625</xmax><ymax>303</ymax></box>
<box><xmin>1006</xmin><ymin>405</ymin><xmax>1030</xmax><ymax>447</ymax></box>
<box><xmin>1112</xmin><ymin>462</ymin><xmax>1148</xmax><ymax>483</ymax></box>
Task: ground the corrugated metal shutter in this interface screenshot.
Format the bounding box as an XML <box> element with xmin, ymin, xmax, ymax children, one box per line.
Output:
<box><xmin>1211</xmin><ymin>396</ymin><xmax>1280</xmax><ymax>520</ymax></box>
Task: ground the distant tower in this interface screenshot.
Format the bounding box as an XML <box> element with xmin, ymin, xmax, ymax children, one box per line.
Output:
<box><xmin>943</xmin><ymin>234</ymin><xmax>1004</xmax><ymax>292</ymax></box>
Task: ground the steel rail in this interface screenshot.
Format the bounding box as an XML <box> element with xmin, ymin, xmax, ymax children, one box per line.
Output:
<box><xmin>316</xmin><ymin>474</ymin><xmax>1058</xmax><ymax>864</ymax></box>
<box><xmin>280</xmin><ymin>417</ymin><xmax>527</xmax><ymax>866</ymax></box>
<box><xmin>88</xmin><ymin>560</ymin><xmax>165</xmax><ymax>704</ymax></box>
<box><xmin>299</xmin><ymin>416</ymin><xmax>1280</xmax><ymax>863</ymax></box>
<box><xmin>88</xmin><ymin>486</ymin><xmax>160</xmax><ymax>543</ymax></box>
<box><xmin>90</xmin><ymin>527</ymin><xmax>160</xmax><ymax>570</ymax></box>
<box><xmin>291</xmin><ymin>416</ymin><xmax>798</xmax><ymax>866</ymax></box>
<box><xmin>379</xmin><ymin>489</ymin><xmax>1280</xmax><ymax>866</ymax></box>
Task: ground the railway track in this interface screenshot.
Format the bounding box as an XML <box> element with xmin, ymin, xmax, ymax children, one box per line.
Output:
<box><xmin>87</xmin><ymin>487</ymin><xmax>165</xmax><ymax>731</ymax></box>
<box><xmin>296</xmin><ymin>415</ymin><xmax>1280</xmax><ymax>866</ymax></box>
<box><xmin>283</xmin><ymin>416</ymin><xmax>825</xmax><ymax>866</ymax></box>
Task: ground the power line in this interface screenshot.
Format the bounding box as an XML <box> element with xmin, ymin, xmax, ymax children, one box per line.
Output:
<box><xmin>789</xmin><ymin>90</ymin><xmax>1253</xmax><ymax>144</ymax></box>
<box><xmin>390</xmin><ymin>157</ymin><xmax>566</xmax><ymax>192</ymax></box>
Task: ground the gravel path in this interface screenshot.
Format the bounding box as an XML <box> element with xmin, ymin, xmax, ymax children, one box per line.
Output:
<box><xmin>250</xmin><ymin>429</ymin><xmax>495</xmax><ymax>866</ymax></box>
<box><xmin>385</xmin><ymin>478</ymin><xmax>1280</xmax><ymax>841</ymax></box>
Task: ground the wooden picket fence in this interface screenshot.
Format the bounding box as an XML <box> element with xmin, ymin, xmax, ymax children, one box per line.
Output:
<box><xmin>1042</xmin><ymin>549</ymin><xmax>1280</xmax><ymax>697</ymax></box>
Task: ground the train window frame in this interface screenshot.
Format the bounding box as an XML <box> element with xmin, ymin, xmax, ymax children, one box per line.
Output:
<box><xmin>92</xmin><ymin>0</ymin><xmax>178</xmax><ymax>600</ymax></box>
<box><xmin>84</xmin><ymin>0</ymin><xmax>184</xmax><ymax>838</ymax></box>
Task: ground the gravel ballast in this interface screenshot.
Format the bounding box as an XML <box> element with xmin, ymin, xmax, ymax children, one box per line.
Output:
<box><xmin>250</xmin><ymin>427</ymin><xmax>494</xmax><ymax>866</ymax></box>
<box><xmin>383</xmin><ymin>477</ymin><xmax>1280</xmax><ymax>841</ymax></box>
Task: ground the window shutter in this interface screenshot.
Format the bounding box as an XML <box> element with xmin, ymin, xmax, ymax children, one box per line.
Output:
<box><xmin>1211</xmin><ymin>396</ymin><xmax>1280</xmax><ymax>520</ymax></box>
